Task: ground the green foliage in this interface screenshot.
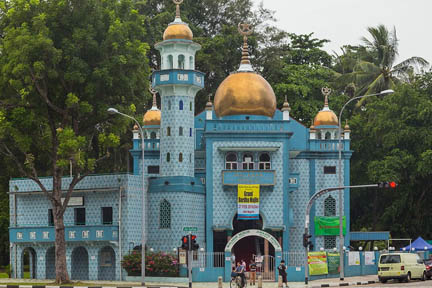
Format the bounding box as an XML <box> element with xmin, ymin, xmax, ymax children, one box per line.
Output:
<box><xmin>350</xmin><ymin>76</ymin><xmax>432</xmax><ymax>238</ymax></box>
<box><xmin>121</xmin><ymin>250</ymin><xmax>179</xmax><ymax>277</ymax></box>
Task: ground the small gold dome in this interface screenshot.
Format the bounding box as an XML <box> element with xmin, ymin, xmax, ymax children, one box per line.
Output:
<box><xmin>163</xmin><ymin>23</ymin><xmax>193</xmax><ymax>41</ymax></box>
<box><xmin>214</xmin><ymin>72</ymin><xmax>276</xmax><ymax>118</ymax></box>
<box><xmin>313</xmin><ymin>110</ymin><xmax>338</xmax><ymax>126</ymax></box>
<box><xmin>143</xmin><ymin>108</ymin><xmax>161</xmax><ymax>126</ymax></box>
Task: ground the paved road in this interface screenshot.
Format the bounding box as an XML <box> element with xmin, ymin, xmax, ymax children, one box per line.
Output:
<box><xmin>366</xmin><ymin>279</ymin><xmax>432</xmax><ymax>287</ymax></box>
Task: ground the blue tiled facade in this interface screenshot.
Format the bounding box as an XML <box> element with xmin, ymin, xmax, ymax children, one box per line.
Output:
<box><xmin>9</xmin><ymin>8</ymin><xmax>354</xmax><ymax>282</ymax></box>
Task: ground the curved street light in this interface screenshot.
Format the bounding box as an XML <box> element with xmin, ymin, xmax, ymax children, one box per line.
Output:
<box><xmin>337</xmin><ymin>89</ymin><xmax>394</xmax><ymax>280</ymax></box>
<box><xmin>108</xmin><ymin>107</ymin><xmax>146</xmax><ymax>285</ymax></box>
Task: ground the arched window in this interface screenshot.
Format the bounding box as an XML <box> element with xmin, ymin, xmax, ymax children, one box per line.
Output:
<box><xmin>179</xmin><ymin>127</ymin><xmax>183</xmax><ymax>136</ymax></box>
<box><xmin>325</xmin><ymin>132</ymin><xmax>331</xmax><ymax>140</ymax></box>
<box><xmin>225</xmin><ymin>153</ymin><xmax>237</xmax><ymax>170</ymax></box>
<box><xmin>258</xmin><ymin>153</ymin><xmax>271</xmax><ymax>170</ymax></box>
<box><xmin>242</xmin><ymin>153</ymin><xmax>254</xmax><ymax>170</ymax></box>
<box><xmin>159</xmin><ymin>199</ymin><xmax>171</xmax><ymax>229</ymax></box>
<box><xmin>189</xmin><ymin>56</ymin><xmax>194</xmax><ymax>69</ymax></box>
<box><xmin>150</xmin><ymin>132</ymin><xmax>156</xmax><ymax>139</ymax></box>
<box><xmin>178</xmin><ymin>55</ymin><xmax>185</xmax><ymax>69</ymax></box>
<box><xmin>179</xmin><ymin>153</ymin><xmax>183</xmax><ymax>162</ymax></box>
<box><xmin>168</xmin><ymin>100</ymin><xmax>171</xmax><ymax>110</ymax></box>
<box><xmin>324</xmin><ymin>196</ymin><xmax>336</xmax><ymax>216</ymax></box>
<box><xmin>190</xmin><ymin>101</ymin><xmax>193</xmax><ymax>111</ymax></box>
<box><xmin>166</xmin><ymin>153</ymin><xmax>170</xmax><ymax>162</ymax></box>
<box><xmin>167</xmin><ymin>127</ymin><xmax>171</xmax><ymax>136</ymax></box>
<box><xmin>189</xmin><ymin>128</ymin><xmax>192</xmax><ymax>137</ymax></box>
<box><xmin>168</xmin><ymin>55</ymin><xmax>173</xmax><ymax>69</ymax></box>
<box><xmin>317</xmin><ymin>132</ymin><xmax>322</xmax><ymax>139</ymax></box>
<box><xmin>179</xmin><ymin>100</ymin><xmax>183</xmax><ymax>110</ymax></box>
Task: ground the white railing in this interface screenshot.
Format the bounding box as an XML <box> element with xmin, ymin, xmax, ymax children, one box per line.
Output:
<box><xmin>283</xmin><ymin>251</ymin><xmax>305</xmax><ymax>267</ymax></box>
<box><xmin>191</xmin><ymin>252</ymin><xmax>225</xmax><ymax>268</ymax></box>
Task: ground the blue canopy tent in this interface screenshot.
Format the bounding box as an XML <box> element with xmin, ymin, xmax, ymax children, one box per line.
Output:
<box><xmin>401</xmin><ymin>237</ymin><xmax>432</xmax><ymax>251</ymax></box>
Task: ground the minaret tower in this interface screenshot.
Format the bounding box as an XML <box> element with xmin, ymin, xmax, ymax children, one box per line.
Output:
<box><xmin>152</xmin><ymin>0</ymin><xmax>204</xmax><ymax>177</ymax></box>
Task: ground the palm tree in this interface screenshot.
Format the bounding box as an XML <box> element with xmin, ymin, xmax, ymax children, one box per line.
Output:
<box><xmin>337</xmin><ymin>25</ymin><xmax>429</xmax><ymax>100</ymax></box>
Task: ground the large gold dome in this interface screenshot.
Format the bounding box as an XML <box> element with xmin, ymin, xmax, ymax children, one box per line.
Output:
<box><xmin>163</xmin><ymin>23</ymin><xmax>193</xmax><ymax>41</ymax></box>
<box><xmin>143</xmin><ymin>109</ymin><xmax>161</xmax><ymax>126</ymax></box>
<box><xmin>214</xmin><ymin>72</ymin><xmax>276</xmax><ymax>118</ymax></box>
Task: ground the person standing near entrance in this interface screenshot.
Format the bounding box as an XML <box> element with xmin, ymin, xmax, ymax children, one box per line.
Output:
<box><xmin>249</xmin><ymin>258</ymin><xmax>257</xmax><ymax>285</ymax></box>
<box><xmin>278</xmin><ymin>260</ymin><xmax>288</xmax><ymax>287</ymax></box>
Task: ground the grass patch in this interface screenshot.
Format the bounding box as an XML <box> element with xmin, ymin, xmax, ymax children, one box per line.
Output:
<box><xmin>0</xmin><ymin>273</ymin><xmax>9</xmax><ymax>278</ymax></box>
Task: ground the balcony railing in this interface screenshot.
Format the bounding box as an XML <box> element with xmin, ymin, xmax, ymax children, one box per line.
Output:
<box><xmin>222</xmin><ymin>170</ymin><xmax>275</xmax><ymax>186</ymax></box>
<box><xmin>10</xmin><ymin>224</ymin><xmax>119</xmax><ymax>243</ymax></box>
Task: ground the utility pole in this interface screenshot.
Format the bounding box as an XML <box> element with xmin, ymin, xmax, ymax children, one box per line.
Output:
<box><xmin>188</xmin><ymin>232</ymin><xmax>192</xmax><ymax>288</ymax></box>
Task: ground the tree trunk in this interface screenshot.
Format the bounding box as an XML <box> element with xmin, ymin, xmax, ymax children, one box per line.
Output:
<box><xmin>54</xmin><ymin>213</ymin><xmax>70</xmax><ymax>283</ymax></box>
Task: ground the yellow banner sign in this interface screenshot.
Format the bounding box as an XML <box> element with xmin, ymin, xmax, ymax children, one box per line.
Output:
<box><xmin>237</xmin><ymin>184</ymin><xmax>259</xmax><ymax>220</ymax></box>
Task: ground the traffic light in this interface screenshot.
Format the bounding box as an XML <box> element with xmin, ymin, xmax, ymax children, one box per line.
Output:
<box><xmin>181</xmin><ymin>235</ymin><xmax>189</xmax><ymax>250</ymax></box>
<box><xmin>378</xmin><ymin>181</ymin><xmax>397</xmax><ymax>188</ymax></box>
<box><xmin>191</xmin><ymin>234</ymin><xmax>199</xmax><ymax>250</ymax></box>
<box><xmin>303</xmin><ymin>233</ymin><xmax>312</xmax><ymax>248</ymax></box>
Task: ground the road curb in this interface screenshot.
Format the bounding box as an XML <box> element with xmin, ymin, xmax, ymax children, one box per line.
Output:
<box><xmin>0</xmin><ymin>286</ymin><xmax>184</xmax><ymax>288</ymax></box>
<box><xmin>308</xmin><ymin>280</ymin><xmax>376</xmax><ymax>287</ymax></box>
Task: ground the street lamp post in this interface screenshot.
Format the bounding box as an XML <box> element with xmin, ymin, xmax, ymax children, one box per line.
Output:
<box><xmin>337</xmin><ymin>89</ymin><xmax>394</xmax><ymax>280</ymax></box>
<box><xmin>108</xmin><ymin>108</ymin><xmax>146</xmax><ymax>285</ymax></box>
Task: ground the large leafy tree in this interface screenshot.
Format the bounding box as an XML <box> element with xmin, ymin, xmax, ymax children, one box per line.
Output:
<box><xmin>349</xmin><ymin>75</ymin><xmax>432</xmax><ymax>239</ymax></box>
<box><xmin>337</xmin><ymin>25</ymin><xmax>429</xmax><ymax>101</ymax></box>
<box><xmin>0</xmin><ymin>0</ymin><xmax>150</xmax><ymax>283</ymax></box>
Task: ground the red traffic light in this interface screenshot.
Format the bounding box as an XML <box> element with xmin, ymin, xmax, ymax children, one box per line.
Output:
<box><xmin>182</xmin><ymin>236</ymin><xmax>188</xmax><ymax>243</ymax></box>
<box><xmin>378</xmin><ymin>181</ymin><xmax>397</xmax><ymax>188</ymax></box>
<box><xmin>389</xmin><ymin>181</ymin><xmax>397</xmax><ymax>188</ymax></box>
<box><xmin>191</xmin><ymin>235</ymin><xmax>197</xmax><ymax>240</ymax></box>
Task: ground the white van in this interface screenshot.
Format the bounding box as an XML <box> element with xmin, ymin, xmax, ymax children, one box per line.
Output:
<box><xmin>378</xmin><ymin>253</ymin><xmax>426</xmax><ymax>283</ymax></box>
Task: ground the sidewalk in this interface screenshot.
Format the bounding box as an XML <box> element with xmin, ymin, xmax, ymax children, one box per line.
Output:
<box><xmin>0</xmin><ymin>275</ymin><xmax>379</xmax><ymax>288</ymax></box>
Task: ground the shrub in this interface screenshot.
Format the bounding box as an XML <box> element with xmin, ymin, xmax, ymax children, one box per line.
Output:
<box><xmin>122</xmin><ymin>250</ymin><xmax>179</xmax><ymax>277</ymax></box>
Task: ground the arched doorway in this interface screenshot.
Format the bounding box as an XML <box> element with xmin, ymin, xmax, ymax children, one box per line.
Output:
<box><xmin>71</xmin><ymin>247</ymin><xmax>89</xmax><ymax>280</ymax></box>
<box><xmin>98</xmin><ymin>246</ymin><xmax>116</xmax><ymax>280</ymax></box>
<box><xmin>21</xmin><ymin>247</ymin><xmax>37</xmax><ymax>279</ymax></box>
<box><xmin>225</xmin><ymin>229</ymin><xmax>282</xmax><ymax>281</ymax></box>
<box><xmin>45</xmin><ymin>246</ymin><xmax>55</xmax><ymax>279</ymax></box>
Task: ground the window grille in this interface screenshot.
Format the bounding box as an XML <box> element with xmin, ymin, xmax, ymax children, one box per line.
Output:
<box><xmin>324</xmin><ymin>196</ymin><xmax>336</xmax><ymax>216</ymax></box>
<box><xmin>324</xmin><ymin>236</ymin><xmax>336</xmax><ymax>249</ymax></box>
<box><xmin>160</xmin><ymin>199</ymin><xmax>171</xmax><ymax>229</ymax></box>
<box><xmin>324</xmin><ymin>166</ymin><xmax>336</xmax><ymax>174</ymax></box>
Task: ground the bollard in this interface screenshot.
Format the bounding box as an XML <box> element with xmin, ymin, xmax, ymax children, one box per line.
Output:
<box><xmin>278</xmin><ymin>275</ymin><xmax>282</xmax><ymax>287</ymax></box>
<box><xmin>258</xmin><ymin>275</ymin><xmax>263</xmax><ymax>288</ymax></box>
<box><xmin>218</xmin><ymin>276</ymin><xmax>222</xmax><ymax>288</ymax></box>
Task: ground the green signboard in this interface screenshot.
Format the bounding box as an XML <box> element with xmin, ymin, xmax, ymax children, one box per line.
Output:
<box><xmin>308</xmin><ymin>252</ymin><xmax>328</xmax><ymax>275</ymax></box>
<box><xmin>327</xmin><ymin>253</ymin><xmax>340</xmax><ymax>274</ymax></box>
<box><xmin>183</xmin><ymin>227</ymin><xmax>198</xmax><ymax>232</ymax></box>
<box><xmin>314</xmin><ymin>216</ymin><xmax>346</xmax><ymax>236</ymax></box>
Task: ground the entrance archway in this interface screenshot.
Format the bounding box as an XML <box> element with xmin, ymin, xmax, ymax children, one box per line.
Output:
<box><xmin>225</xmin><ymin>229</ymin><xmax>282</xmax><ymax>281</ymax></box>
<box><xmin>98</xmin><ymin>246</ymin><xmax>116</xmax><ymax>280</ymax></box>
<box><xmin>45</xmin><ymin>246</ymin><xmax>55</xmax><ymax>279</ymax></box>
<box><xmin>71</xmin><ymin>246</ymin><xmax>89</xmax><ymax>280</ymax></box>
<box><xmin>21</xmin><ymin>247</ymin><xmax>37</xmax><ymax>279</ymax></box>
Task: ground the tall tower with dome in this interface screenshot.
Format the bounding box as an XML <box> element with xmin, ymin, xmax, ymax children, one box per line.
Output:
<box><xmin>152</xmin><ymin>0</ymin><xmax>204</xmax><ymax>177</ymax></box>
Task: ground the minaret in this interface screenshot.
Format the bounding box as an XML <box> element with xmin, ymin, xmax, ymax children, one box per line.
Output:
<box><xmin>152</xmin><ymin>0</ymin><xmax>204</xmax><ymax>177</ymax></box>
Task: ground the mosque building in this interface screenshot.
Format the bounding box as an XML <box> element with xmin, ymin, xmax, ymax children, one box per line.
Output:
<box><xmin>9</xmin><ymin>0</ymin><xmax>385</xmax><ymax>282</ymax></box>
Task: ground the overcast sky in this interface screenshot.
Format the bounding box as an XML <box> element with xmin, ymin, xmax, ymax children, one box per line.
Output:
<box><xmin>252</xmin><ymin>0</ymin><xmax>432</xmax><ymax>66</ymax></box>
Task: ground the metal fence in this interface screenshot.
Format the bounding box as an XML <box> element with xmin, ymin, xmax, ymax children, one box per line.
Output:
<box><xmin>283</xmin><ymin>251</ymin><xmax>305</xmax><ymax>266</ymax></box>
<box><xmin>192</xmin><ymin>251</ymin><xmax>225</xmax><ymax>268</ymax></box>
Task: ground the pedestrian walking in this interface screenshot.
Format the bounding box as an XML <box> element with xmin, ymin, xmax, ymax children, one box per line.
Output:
<box><xmin>249</xmin><ymin>258</ymin><xmax>257</xmax><ymax>285</ymax></box>
<box><xmin>278</xmin><ymin>260</ymin><xmax>288</xmax><ymax>287</ymax></box>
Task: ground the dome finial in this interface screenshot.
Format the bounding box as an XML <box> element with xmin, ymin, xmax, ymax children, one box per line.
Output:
<box><xmin>173</xmin><ymin>0</ymin><xmax>183</xmax><ymax>19</ymax></box>
<box><xmin>237</xmin><ymin>23</ymin><xmax>253</xmax><ymax>71</ymax></box>
<box><xmin>149</xmin><ymin>87</ymin><xmax>158</xmax><ymax>109</ymax></box>
<box><xmin>206</xmin><ymin>94</ymin><xmax>213</xmax><ymax>110</ymax></box>
<box><xmin>321</xmin><ymin>87</ymin><xmax>331</xmax><ymax>108</ymax></box>
<box><xmin>282</xmin><ymin>95</ymin><xmax>291</xmax><ymax>112</ymax></box>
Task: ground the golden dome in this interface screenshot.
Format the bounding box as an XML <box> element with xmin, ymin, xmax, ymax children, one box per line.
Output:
<box><xmin>163</xmin><ymin>1</ymin><xmax>192</xmax><ymax>41</ymax></box>
<box><xmin>313</xmin><ymin>110</ymin><xmax>338</xmax><ymax>126</ymax></box>
<box><xmin>163</xmin><ymin>23</ymin><xmax>193</xmax><ymax>41</ymax></box>
<box><xmin>143</xmin><ymin>88</ymin><xmax>161</xmax><ymax>126</ymax></box>
<box><xmin>143</xmin><ymin>109</ymin><xmax>161</xmax><ymax>126</ymax></box>
<box><xmin>313</xmin><ymin>88</ymin><xmax>338</xmax><ymax>126</ymax></box>
<box><xmin>214</xmin><ymin>72</ymin><xmax>276</xmax><ymax>118</ymax></box>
